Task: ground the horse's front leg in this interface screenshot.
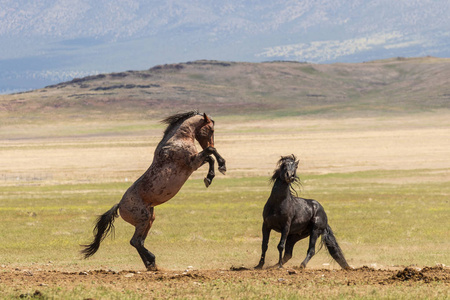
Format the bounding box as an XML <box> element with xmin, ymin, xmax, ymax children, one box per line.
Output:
<box><xmin>255</xmin><ymin>223</ymin><xmax>271</xmax><ymax>269</ymax></box>
<box><xmin>203</xmin><ymin>146</ymin><xmax>226</xmax><ymax>175</ymax></box>
<box><xmin>189</xmin><ymin>151</ymin><xmax>218</xmax><ymax>187</ymax></box>
<box><xmin>276</xmin><ymin>224</ymin><xmax>291</xmax><ymax>268</ymax></box>
<box><xmin>191</xmin><ymin>147</ymin><xmax>226</xmax><ymax>187</ymax></box>
<box><xmin>203</xmin><ymin>156</ymin><xmax>215</xmax><ymax>188</ymax></box>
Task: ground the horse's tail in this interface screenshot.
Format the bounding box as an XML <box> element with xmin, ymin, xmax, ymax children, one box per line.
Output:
<box><xmin>81</xmin><ymin>203</ymin><xmax>120</xmax><ymax>259</ymax></box>
<box><xmin>322</xmin><ymin>225</ymin><xmax>351</xmax><ymax>269</ymax></box>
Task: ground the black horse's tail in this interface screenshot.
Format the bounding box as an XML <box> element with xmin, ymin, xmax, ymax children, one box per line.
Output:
<box><xmin>322</xmin><ymin>225</ymin><xmax>351</xmax><ymax>269</ymax></box>
<box><xmin>81</xmin><ymin>204</ymin><xmax>120</xmax><ymax>258</ymax></box>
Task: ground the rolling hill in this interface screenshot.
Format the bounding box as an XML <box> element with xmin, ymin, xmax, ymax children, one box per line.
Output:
<box><xmin>1</xmin><ymin>57</ymin><xmax>449</xmax><ymax>127</ymax></box>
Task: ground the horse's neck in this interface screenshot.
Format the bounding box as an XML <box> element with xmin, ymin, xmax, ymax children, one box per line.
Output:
<box><xmin>269</xmin><ymin>178</ymin><xmax>291</xmax><ymax>202</ymax></box>
<box><xmin>157</xmin><ymin>121</ymin><xmax>195</xmax><ymax>150</ymax></box>
<box><xmin>174</xmin><ymin>122</ymin><xmax>195</xmax><ymax>140</ymax></box>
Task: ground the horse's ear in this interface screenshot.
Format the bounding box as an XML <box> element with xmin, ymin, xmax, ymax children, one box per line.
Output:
<box><xmin>203</xmin><ymin>113</ymin><xmax>212</xmax><ymax>123</ymax></box>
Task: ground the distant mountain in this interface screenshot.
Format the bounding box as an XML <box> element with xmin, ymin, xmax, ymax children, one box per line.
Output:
<box><xmin>1</xmin><ymin>0</ymin><xmax>449</xmax><ymax>93</ymax></box>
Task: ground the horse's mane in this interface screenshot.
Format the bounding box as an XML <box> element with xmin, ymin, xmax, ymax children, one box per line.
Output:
<box><xmin>270</xmin><ymin>154</ymin><xmax>301</xmax><ymax>196</ymax></box>
<box><xmin>270</xmin><ymin>154</ymin><xmax>297</xmax><ymax>182</ymax></box>
<box><xmin>161</xmin><ymin>110</ymin><xmax>200</xmax><ymax>136</ymax></box>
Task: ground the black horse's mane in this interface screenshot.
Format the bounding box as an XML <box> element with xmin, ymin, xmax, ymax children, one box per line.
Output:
<box><xmin>161</xmin><ymin>110</ymin><xmax>200</xmax><ymax>136</ymax></box>
<box><xmin>270</xmin><ymin>154</ymin><xmax>302</xmax><ymax>196</ymax></box>
<box><xmin>270</xmin><ymin>154</ymin><xmax>297</xmax><ymax>182</ymax></box>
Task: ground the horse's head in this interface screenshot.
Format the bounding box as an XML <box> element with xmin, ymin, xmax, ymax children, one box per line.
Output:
<box><xmin>195</xmin><ymin>113</ymin><xmax>215</xmax><ymax>149</ymax></box>
<box><xmin>272</xmin><ymin>154</ymin><xmax>299</xmax><ymax>184</ymax></box>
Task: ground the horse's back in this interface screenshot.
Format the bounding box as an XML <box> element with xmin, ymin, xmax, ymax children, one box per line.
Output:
<box><xmin>290</xmin><ymin>197</ymin><xmax>328</xmax><ymax>232</ymax></box>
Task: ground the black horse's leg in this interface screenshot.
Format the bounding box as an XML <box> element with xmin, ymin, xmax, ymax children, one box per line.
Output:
<box><xmin>130</xmin><ymin>207</ymin><xmax>157</xmax><ymax>270</ymax></box>
<box><xmin>255</xmin><ymin>223</ymin><xmax>271</xmax><ymax>269</ymax></box>
<box><xmin>282</xmin><ymin>234</ymin><xmax>303</xmax><ymax>264</ymax></box>
<box><xmin>276</xmin><ymin>225</ymin><xmax>290</xmax><ymax>268</ymax></box>
<box><xmin>300</xmin><ymin>228</ymin><xmax>322</xmax><ymax>268</ymax></box>
<box><xmin>203</xmin><ymin>155</ymin><xmax>215</xmax><ymax>187</ymax></box>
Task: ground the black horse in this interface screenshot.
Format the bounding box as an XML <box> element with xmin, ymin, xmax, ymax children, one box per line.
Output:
<box><xmin>255</xmin><ymin>155</ymin><xmax>351</xmax><ymax>269</ymax></box>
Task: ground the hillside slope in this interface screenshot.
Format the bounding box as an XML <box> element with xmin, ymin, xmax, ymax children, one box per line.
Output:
<box><xmin>1</xmin><ymin>57</ymin><xmax>449</xmax><ymax>124</ymax></box>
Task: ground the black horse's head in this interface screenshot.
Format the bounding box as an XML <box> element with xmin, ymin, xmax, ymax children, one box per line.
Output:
<box><xmin>271</xmin><ymin>154</ymin><xmax>300</xmax><ymax>184</ymax></box>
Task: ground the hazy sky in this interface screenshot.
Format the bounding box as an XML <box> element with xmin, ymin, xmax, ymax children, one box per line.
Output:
<box><xmin>1</xmin><ymin>1</ymin><xmax>449</xmax><ymax>92</ymax></box>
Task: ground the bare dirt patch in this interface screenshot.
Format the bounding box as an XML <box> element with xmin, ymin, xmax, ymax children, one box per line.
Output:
<box><xmin>1</xmin><ymin>265</ymin><xmax>448</xmax><ymax>298</ymax></box>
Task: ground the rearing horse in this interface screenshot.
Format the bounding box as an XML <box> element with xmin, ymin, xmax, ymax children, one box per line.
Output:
<box><xmin>82</xmin><ymin>111</ymin><xmax>226</xmax><ymax>270</ymax></box>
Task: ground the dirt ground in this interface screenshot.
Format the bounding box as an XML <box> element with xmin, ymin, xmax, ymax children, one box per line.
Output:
<box><xmin>1</xmin><ymin>265</ymin><xmax>449</xmax><ymax>298</ymax></box>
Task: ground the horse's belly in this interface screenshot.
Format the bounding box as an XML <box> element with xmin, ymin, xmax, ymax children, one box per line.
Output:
<box><xmin>289</xmin><ymin>223</ymin><xmax>312</xmax><ymax>236</ymax></box>
<box><xmin>139</xmin><ymin>166</ymin><xmax>192</xmax><ymax>206</ymax></box>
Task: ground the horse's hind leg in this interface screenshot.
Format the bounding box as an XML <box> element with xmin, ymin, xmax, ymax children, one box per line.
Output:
<box><xmin>282</xmin><ymin>234</ymin><xmax>303</xmax><ymax>264</ymax></box>
<box><xmin>300</xmin><ymin>228</ymin><xmax>322</xmax><ymax>268</ymax></box>
<box><xmin>129</xmin><ymin>207</ymin><xmax>157</xmax><ymax>270</ymax></box>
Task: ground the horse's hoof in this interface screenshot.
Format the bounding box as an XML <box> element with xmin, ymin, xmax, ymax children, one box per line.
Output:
<box><xmin>219</xmin><ymin>165</ymin><xmax>227</xmax><ymax>175</ymax></box>
<box><xmin>204</xmin><ymin>178</ymin><xmax>211</xmax><ymax>188</ymax></box>
<box><xmin>267</xmin><ymin>263</ymin><xmax>281</xmax><ymax>269</ymax></box>
<box><xmin>146</xmin><ymin>264</ymin><xmax>158</xmax><ymax>272</ymax></box>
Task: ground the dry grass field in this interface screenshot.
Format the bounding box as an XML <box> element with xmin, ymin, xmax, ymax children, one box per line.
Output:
<box><xmin>0</xmin><ymin>58</ymin><xmax>449</xmax><ymax>298</ymax></box>
<box><xmin>2</xmin><ymin>111</ymin><xmax>449</xmax><ymax>183</ymax></box>
<box><xmin>1</xmin><ymin>111</ymin><xmax>449</xmax><ymax>299</ymax></box>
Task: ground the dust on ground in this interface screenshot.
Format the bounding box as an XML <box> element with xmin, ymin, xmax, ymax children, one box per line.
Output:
<box><xmin>1</xmin><ymin>265</ymin><xmax>448</xmax><ymax>298</ymax></box>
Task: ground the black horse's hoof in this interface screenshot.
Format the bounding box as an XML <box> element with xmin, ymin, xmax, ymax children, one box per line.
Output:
<box><xmin>146</xmin><ymin>264</ymin><xmax>158</xmax><ymax>272</ymax></box>
<box><xmin>204</xmin><ymin>177</ymin><xmax>211</xmax><ymax>188</ymax></box>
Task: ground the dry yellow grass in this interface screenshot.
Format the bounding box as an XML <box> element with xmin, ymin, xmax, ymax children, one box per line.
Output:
<box><xmin>1</xmin><ymin>111</ymin><xmax>449</xmax><ymax>185</ymax></box>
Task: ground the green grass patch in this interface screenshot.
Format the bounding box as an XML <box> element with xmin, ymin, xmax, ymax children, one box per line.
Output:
<box><xmin>1</xmin><ymin>170</ymin><xmax>448</xmax><ymax>270</ymax></box>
